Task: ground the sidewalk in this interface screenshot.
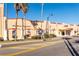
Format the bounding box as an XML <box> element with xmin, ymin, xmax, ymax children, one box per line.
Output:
<box><xmin>0</xmin><ymin>37</ymin><xmax>62</xmax><ymax>48</ymax></box>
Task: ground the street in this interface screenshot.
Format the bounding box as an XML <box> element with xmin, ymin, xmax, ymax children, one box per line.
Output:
<box><xmin>68</xmin><ymin>37</ymin><xmax>79</xmax><ymax>55</ymax></box>
<box><xmin>18</xmin><ymin>40</ymin><xmax>71</xmax><ymax>56</ymax></box>
<box><xmin>0</xmin><ymin>38</ymin><xmax>72</xmax><ymax>56</ymax></box>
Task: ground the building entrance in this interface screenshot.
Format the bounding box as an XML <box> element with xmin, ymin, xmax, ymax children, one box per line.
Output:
<box><xmin>61</xmin><ymin>30</ymin><xmax>71</xmax><ymax>36</ymax></box>
<box><xmin>62</xmin><ymin>31</ymin><xmax>65</xmax><ymax>35</ymax></box>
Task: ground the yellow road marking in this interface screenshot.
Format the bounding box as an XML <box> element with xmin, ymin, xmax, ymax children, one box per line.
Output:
<box><xmin>0</xmin><ymin>40</ymin><xmax>63</xmax><ymax>56</ymax></box>
<box><xmin>0</xmin><ymin>47</ymin><xmax>13</xmax><ymax>50</ymax></box>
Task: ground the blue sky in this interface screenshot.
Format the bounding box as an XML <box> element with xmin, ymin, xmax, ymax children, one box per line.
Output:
<box><xmin>4</xmin><ymin>3</ymin><xmax>79</xmax><ymax>24</ymax></box>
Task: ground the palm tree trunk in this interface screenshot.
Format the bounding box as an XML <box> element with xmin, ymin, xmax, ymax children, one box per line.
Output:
<box><xmin>46</xmin><ymin>20</ymin><xmax>48</xmax><ymax>33</ymax></box>
<box><xmin>6</xmin><ymin>3</ymin><xmax>9</xmax><ymax>40</ymax></box>
<box><xmin>14</xmin><ymin>3</ymin><xmax>28</xmax><ymax>40</ymax></box>
<box><xmin>24</xmin><ymin>14</ymin><xmax>26</xmax><ymax>39</ymax></box>
<box><xmin>15</xmin><ymin>11</ymin><xmax>18</xmax><ymax>41</ymax></box>
<box><xmin>22</xmin><ymin>18</ymin><xmax>24</xmax><ymax>39</ymax></box>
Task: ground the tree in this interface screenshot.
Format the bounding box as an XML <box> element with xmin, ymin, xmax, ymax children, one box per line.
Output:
<box><xmin>14</xmin><ymin>3</ymin><xmax>21</xmax><ymax>40</ymax></box>
<box><xmin>14</xmin><ymin>3</ymin><xmax>28</xmax><ymax>40</ymax></box>
<box><xmin>20</xmin><ymin>3</ymin><xmax>28</xmax><ymax>14</ymax></box>
<box><xmin>20</xmin><ymin>3</ymin><xmax>28</xmax><ymax>39</ymax></box>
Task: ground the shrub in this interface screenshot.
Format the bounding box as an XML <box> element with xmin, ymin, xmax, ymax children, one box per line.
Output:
<box><xmin>24</xmin><ymin>35</ymin><xmax>27</xmax><ymax>39</ymax></box>
<box><xmin>24</xmin><ymin>34</ymin><xmax>31</xmax><ymax>39</ymax></box>
<box><xmin>31</xmin><ymin>35</ymin><xmax>41</xmax><ymax>39</ymax></box>
<box><xmin>44</xmin><ymin>33</ymin><xmax>50</xmax><ymax>38</ymax></box>
<box><xmin>49</xmin><ymin>34</ymin><xmax>56</xmax><ymax>38</ymax></box>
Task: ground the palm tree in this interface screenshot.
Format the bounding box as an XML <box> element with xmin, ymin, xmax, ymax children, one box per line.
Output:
<box><xmin>20</xmin><ymin>3</ymin><xmax>28</xmax><ymax>14</ymax></box>
<box><xmin>14</xmin><ymin>3</ymin><xmax>21</xmax><ymax>40</ymax></box>
<box><xmin>20</xmin><ymin>3</ymin><xmax>28</xmax><ymax>39</ymax></box>
<box><xmin>6</xmin><ymin>3</ymin><xmax>9</xmax><ymax>40</ymax></box>
<box><xmin>14</xmin><ymin>3</ymin><xmax>28</xmax><ymax>40</ymax></box>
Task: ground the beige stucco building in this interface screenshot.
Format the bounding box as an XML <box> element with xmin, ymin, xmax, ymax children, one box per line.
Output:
<box><xmin>0</xmin><ymin>4</ymin><xmax>79</xmax><ymax>41</ymax></box>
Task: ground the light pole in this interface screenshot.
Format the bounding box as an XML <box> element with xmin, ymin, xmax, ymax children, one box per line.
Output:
<box><xmin>41</xmin><ymin>3</ymin><xmax>44</xmax><ymax>39</ymax></box>
<box><xmin>46</xmin><ymin>17</ymin><xmax>49</xmax><ymax>34</ymax></box>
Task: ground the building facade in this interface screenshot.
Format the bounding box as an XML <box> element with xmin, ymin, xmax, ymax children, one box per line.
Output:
<box><xmin>0</xmin><ymin>4</ymin><xmax>79</xmax><ymax>41</ymax></box>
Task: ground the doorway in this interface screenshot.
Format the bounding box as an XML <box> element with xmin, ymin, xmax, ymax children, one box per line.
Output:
<box><xmin>62</xmin><ymin>31</ymin><xmax>65</xmax><ymax>35</ymax></box>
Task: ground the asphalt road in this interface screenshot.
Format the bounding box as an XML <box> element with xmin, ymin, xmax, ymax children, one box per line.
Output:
<box><xmin>69</xmin><ymin>37</ymin><xmax>79</xmax><ymax>55</ymax></box>
<box><xmin>0</xmin><ymin>39</ymin><xmax>72</xmax><ymax>56</ymax></box>
<box><xmin>17</xmin><ymin>40</ymin><xmax>71</xmax><ymax>56</ymax></box>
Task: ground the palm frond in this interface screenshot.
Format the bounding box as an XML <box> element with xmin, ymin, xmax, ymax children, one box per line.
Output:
<box><xmin>20</xmin><ymin>3</ymin><xmax>28</xmax><ymax>14</ymax></box>
<box><xmin>14</xmin><ymin>3</ymin><xmax>21</xmax><ymax>12</ymax></box>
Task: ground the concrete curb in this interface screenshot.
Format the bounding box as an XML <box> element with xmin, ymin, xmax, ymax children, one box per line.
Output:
<box><xmin>0</xmin><ymin>40</ymin><xmax>43</xmax><ymax>48</ymax></box>
<box><xmin>0</xmin><ymin>38</ymin><xmax>61</xmax><ymax>48</ymax></box>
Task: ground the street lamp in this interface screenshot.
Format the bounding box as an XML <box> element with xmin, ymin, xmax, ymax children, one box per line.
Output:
<box><xmin>40</xmin><ymin>3</ymin><xmax>44</xmax><ymax>39</ymax></box>
<box><xmin>41</xmin><ymin>3</ymin><xmax>44</xmax><ymax>30</ymax></box>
